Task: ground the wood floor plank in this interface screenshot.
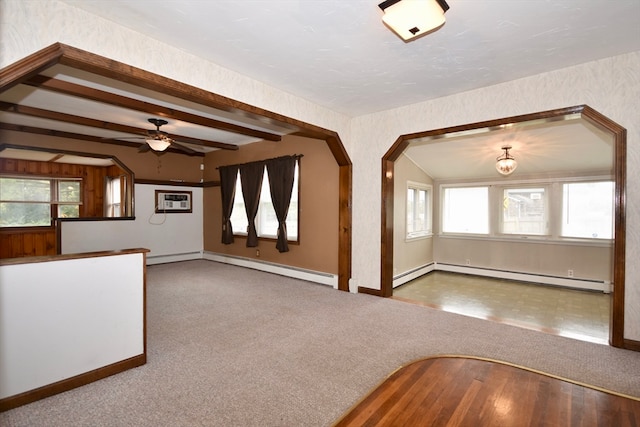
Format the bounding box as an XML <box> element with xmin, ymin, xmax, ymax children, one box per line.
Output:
<box><xmin>333</xmin><ymin>356</ymin><xmax>640</xmax><ymax>427</ymax></box>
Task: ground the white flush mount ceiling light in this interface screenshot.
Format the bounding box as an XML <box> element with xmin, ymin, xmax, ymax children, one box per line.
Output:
<box><xmin>378</xmin><ymin>0</ymin><xmax>450</xmax><ymax>42</ymax></box>
<box><xmin>496</xmin><ymin>145</ymin><xmax>518</xmax><ymax>176</ymax></box>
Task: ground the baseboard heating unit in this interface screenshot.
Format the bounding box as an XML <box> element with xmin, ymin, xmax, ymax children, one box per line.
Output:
<box><xmin>435</xmin><ymin>263</ymin><xmax>611</xmax><ymax>293</ymax></box>
<box><xmin>203</xmin><ymin>252</ymin><xmax>338</xmax><ymax>288</ymax></box>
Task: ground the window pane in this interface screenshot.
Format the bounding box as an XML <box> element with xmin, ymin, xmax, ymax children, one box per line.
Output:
<box><xmin>230</xmin><ymin>173</ymin><xmax>248</xmax><ymax>234</ymax></box>
<box><xmin>407</xmin><ymin>186</ymin><xmax>430</xmax><ymax>238</ymax></box>
<box><xmin>502</xmin><ymin>188</ymin><xmax>547</xmax><ymax>235</ymax></box>
<box><xmin>231</xmin><ymin>162</ymin><xmax>299</xmax><ymax>240</ymax></box>
<box><xmin>58</xmin><ymin>181</ymin><xmax>81</xmax><ymax>202</ymax></box>
<box><xmin>406</xmin><ymin>188</ymin><xmax>415</xmax><ymax>233</ymax></box>
<box><xmin>562</xmin><ymin>181</ymin><xmax>614</xmax><ymax>239</ymax></box>
<box><xmin>0</xmin><ymin>202</ymin><xmax>50</xmax><ymax>226</ymax></box>
<box><xmin>259</xmin><ymin>173</ymin><xmax>279</xmax><ymax>237</ymax></box>
<box><xmin>0</xmin><ymin>178</ymin><xmax>50</xmax><ymax>202</ymax></box>
<box><xmin>442</xmin><ymin>187</ymin><xmax>488</xmax><ymax>234</ymax></box>
<box><xmin>58</xmin><ymin>205</ymin><xmax>80</xmax><ymax>218</ymax></box>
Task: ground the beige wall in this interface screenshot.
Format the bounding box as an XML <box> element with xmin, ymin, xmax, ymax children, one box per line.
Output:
<box><xmin>203</xmin><ymin>135</ymin><xmax>339</xmax><ymax>274</ymax></box>
<box><xmin>351</xmin><ymin>53</ymin><xmax>640</xmax><ymax>340</ymax></box>
<box><xmin>393</xmin><ymin>154</ymin><xmax>434</xmax><ymax>276</ymax></box>
<box><xmin>434</xmin><ymin>238</ymin><xmax>612</xmax><ymax>282</ymax></box>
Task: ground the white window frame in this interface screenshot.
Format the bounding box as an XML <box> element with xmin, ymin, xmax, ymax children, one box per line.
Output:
<box><xmin>406</xmin><ymin>181</ymin><xmax>432</xmax><ymax>240</ymax></box>
<box><xmin>560</xmin><ymin>180</ymin><xmax>614</xmax><ymax>240</ymax></box>
<box><xmin>0</xmin><ymin>175</ymin><xmax>82</xmax><ymax>228</ymax></box>
<box><xmin>440</xmin><ymin>185</ymin><xmax>490</xmax><ymax>235</ymax></box>
<box><xmin>438</xmin><ymin>177</ymin><xmax>613</xmax><ymax>245</ymax></box>
<box><xmin>499</xmin><ymin>185</ymin><xmax>549</xmax><ymax>237</ymax></box>
<box><xmin>230</xmin><ymin>162</ymin><xmax>299</xmax><ymax>242</ymax></box>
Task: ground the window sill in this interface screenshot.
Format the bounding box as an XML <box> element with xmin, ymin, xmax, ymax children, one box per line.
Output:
<box><xmin>232</xmin><ymin>234</ymin><xmax>300</xmax><ymax>245</ymax></box>
<box><xmin>0</xmin><ymin>225</ymin><xmax>56</xmax><ymax>233</ymax></box>
<box><xmin>405</xmin><ymin>233</ymin><xmax>433</xmax><ymax>242</ymax></box>
<box><xmin>437</xmin><ymin>233</ymin><xmax>613</xmax><ymax>248</ymax></box>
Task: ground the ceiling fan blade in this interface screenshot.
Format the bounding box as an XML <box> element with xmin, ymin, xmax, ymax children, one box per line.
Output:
<box><xmin>104</xmin><ymin>136</ymin><xmax>145</xmax><ymax>140</ymax></box>
<box><xmin>171</xmin><ymin>140</ymin><xmax>199</xmax><ymax>154</ymax></box>
<box><xmin>138</xmin><ymin>143</ymin><xmax>151</xmax><ymax>153</ymax></box>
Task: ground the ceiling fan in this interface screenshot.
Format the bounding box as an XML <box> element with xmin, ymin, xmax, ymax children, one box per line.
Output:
<box><xmin>139</xmin><ymin>118</ymin><xmax>198</xmax><ymax>154</ymax></box>
<box><xmin>109</xmin><ymin>118</ymin><xmax>198</xmax><ymax>154</ymax></box>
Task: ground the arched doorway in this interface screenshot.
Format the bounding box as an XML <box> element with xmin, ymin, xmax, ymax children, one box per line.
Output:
<box><xmin>381</xmin><ymin>105</ymin><xmax>626</xmax><ymax>348</ymax></box>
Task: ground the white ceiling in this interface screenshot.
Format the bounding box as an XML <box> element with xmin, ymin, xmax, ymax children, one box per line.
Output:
<box><xmin>1</xmin><ymin>1</ymin><xmax>635</xmax><ymax>177</ymax></box>
<box><xmin>59</xmin><ymin>0</ymin><xmax>640</xmax><ymax>117</ymax></box>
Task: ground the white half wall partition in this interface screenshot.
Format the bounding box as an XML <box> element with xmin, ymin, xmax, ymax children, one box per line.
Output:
<box><xmin>60</xmin><ymin>184</ymin><xmax>203</xmax><ymax>264</ymax></box>
<box><xmin>0</xmin><ymin>248</ymin><xmax>148</xmax><ymax>410</ymax></box>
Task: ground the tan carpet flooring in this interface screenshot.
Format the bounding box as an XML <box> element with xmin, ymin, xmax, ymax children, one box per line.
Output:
<box><xmin>1</xmin><ymin>260</ymin><xmax>638</xmax><ymax>426</ymax></box>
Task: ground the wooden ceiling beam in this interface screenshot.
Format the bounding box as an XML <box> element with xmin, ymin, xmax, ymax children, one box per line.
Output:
<box><xmin>0</xmin><ymin>122</ymin><xmax>205</xmax><ymax>157</ymax></box>
<box><xmin>23</xmin><ymin>75</ymin><xmax>282</xmax><ymax>142</ymax></box>
<box><xmin>0</xmin><ymin>101</ymin><xmax>238</xmax><ymax>151</ymax></box>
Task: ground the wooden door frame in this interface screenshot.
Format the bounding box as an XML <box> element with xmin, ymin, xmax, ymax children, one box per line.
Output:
<box><xmin>380</xmin><ymin>105</ymin><xmax>630</xmax><ymax>349</ymax></box>
<box><xmin>0</xmin><ymin>43</ymin><xmax>352</xmax><ymax>291</ymax></box>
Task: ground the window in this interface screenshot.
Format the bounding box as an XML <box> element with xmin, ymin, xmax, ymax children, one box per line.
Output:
<box><xmin>501</xmin><ymin>187</ymin><xmax>547</xmax><ymax>236</ymax></box>
<box><xmin>442</xmin><ymin>186</ymin><xmax>489</xmax><ymax>234</ymax></box>
<box><xmin>105</xmin><ymin>177</ymin><xmax>122</xmax><ymax>217</ymax></box>
<box><xmin>439</xmin><ymin>179</ymin><xmax>613</xmax><ymax>242</ymax></box>
<box><xmin>230</xmin><ymin>162</ymin><xmax>299</xmax><ymax>240</ymax></box>
<box><xmin>562</xmin><ymin>181</ymin><xmax>614</xmax><ymax>239</ymax></box>
<box><xmin>406</xmin><ymin>182</ymin><xmax>432</xmax><ymax>239</ymax></box>
<box><xmin>0</xmin><ymin>176</ymin><xmax>82</xmax><ymax>227</ymax></box>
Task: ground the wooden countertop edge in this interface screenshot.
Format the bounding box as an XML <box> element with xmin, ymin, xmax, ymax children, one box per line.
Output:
<box><xmin>0</xmin><ymin>248</ymin><xmax>151</xmax><ymax>266</ymax></box>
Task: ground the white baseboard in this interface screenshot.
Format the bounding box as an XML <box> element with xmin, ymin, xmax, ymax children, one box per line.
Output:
<box><xmin>435</xmin><ymin>263</ymin><xmax>611</xmax><ymax>293</ymax></box>
<box><xmin>393</xmin><ymin>263</ymin><xmax>435</xmax><ymax>288</ymax></box>
<box><xmin>146</xmin><ymin>251</ymin><xmax>203</xmax><ymax>265</ymax></box>
<box><xmin>202</xmin><ymin>251</ymin><xmax>338</xmax><ymax>288</ymax></box>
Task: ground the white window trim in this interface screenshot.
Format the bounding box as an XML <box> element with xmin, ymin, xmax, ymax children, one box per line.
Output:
<box><xmin>438</xmin><ymin>176</ymin><xmax>614</xmax><ymax>244</ymax></box>
<box><xmin>440</xmin><ymin>185</ymin><xmax>490</xmax><ymax>236</ymax></box>
<box><xmin>406</xmin><ymin>181</ymin><xmax>432</xmax><ymax>241</ymax></box>
<box><xmin>231</xmin><ymin>163</ymin><xmax>300</xmax><ymax>242</ymax></box>
<box><xmin>498</xmin><ymin>184</ymin><xmax>550</xmax><ymax>237</ymax></box>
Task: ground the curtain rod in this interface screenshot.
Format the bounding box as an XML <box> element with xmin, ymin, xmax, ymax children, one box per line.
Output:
<box><xmin>216</xmin><ymin>154</ymin><xmax>303</xmax><ymax>170</ymax></box>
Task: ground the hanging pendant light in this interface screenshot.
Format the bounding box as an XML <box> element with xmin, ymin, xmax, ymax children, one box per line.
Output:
<box><xmin>496</xmin><ymin>145</ymin><xmax>518</xmax><ymax>176</ymax></box>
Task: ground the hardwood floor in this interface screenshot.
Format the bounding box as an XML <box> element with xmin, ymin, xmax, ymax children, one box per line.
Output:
<box><xmin>334</xmin><ymin>356</ymin><xmax>640</xmax><ymax>427</ymax></box>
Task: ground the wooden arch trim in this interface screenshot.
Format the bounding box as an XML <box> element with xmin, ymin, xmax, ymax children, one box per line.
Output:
<box><xmin>379</xmin><ymin>105</ymin><xmax>627</xmax><ymax>349</ymax></box>
<box><xmin>0</xmin><ymin>43</ymin><xmax>352</xmax><ymax>291</ymax></box>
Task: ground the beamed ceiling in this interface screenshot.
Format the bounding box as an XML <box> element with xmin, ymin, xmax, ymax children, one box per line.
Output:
<box><xmin>0</xmin><ymin>62</ymin><xmax>305</xmax><ymax>157</ymax></box>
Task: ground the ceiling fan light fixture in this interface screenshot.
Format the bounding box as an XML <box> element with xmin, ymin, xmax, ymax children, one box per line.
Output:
<box><xmin>146</xmin><ymin>137</ymin><xmax>171</xmax><ymax>152</ymax></box>
<box><xmin>378</xmin><ymin>0</ymin><xmax>449</xmax><ymax>42</ymax></box>
<box><xmin>496</xmin><ymin>145</ymin><xmax>518</xmax><ymax>176</ymax></box>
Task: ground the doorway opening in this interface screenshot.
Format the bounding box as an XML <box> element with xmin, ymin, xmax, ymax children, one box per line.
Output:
<box><xmin>381</xmin><ymin>105</ymin><xmax>626</xmax><ymax>347</ymax></box>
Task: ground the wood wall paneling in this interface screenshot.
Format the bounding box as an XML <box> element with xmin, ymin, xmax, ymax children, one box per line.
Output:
<box><xmin>0</xmin><ymin>158</ymin><xmax>121</xmax><ymax>258</ymax></box>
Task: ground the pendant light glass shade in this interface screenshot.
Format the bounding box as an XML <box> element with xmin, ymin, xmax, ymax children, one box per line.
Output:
<box><xmin>496</xmin><ymin>146</ymin><xmax>517</xmax><ymax>176</ymax></box>
<box><xmin>146</xmin><ymin>137</ymin><xmax>171</xmax><ymax>152</ymax></box>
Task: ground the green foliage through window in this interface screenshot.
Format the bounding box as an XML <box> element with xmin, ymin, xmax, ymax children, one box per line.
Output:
<box><xmin>0</xmin><ymin>177</ymin><xmax>82</xmax><ymax>227</ymax></box>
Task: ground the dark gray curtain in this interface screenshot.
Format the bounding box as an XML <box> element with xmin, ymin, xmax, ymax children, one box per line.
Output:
<box><xmin>219</xmin><ymin>165</ymin><xmax>239</xmax><ymax>244</ymax></box>
<box><xmin>240</xmin><ymin>161</ymin><xmax>265</xmax><ymax>247</ymax></box>
<box><xmin>266</xmin><ymin>156</ymin><xmax>297</xmax><ymax>252</ymax></box>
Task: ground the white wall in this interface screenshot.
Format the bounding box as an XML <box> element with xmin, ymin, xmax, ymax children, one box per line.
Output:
<box><xmin>0</xmin><ymin>252</ymin><xmax>145</xmax><ymax>399</ymax></box>
<box><xmin>2</xmin><ymin>0</ymin><xmax>638</xmax><ymax>340</ymax></box>
<box><xmin>351</xmin><ymin>53</ymin><xmax>640</xmax><ymax>340</ymax></box>
<box><xmin>393</xmin><ymin>154</ymin><xmax>434</xmax><ymax>278</ymax></box>
<box><xmin>61</xmin><ymin>184</ymin><xmax>203</xmax><ymax>263</ymax></box>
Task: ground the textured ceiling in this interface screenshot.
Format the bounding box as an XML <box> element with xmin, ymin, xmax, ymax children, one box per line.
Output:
<box><xmin>59</xmin><ymin>0</ymin><xmax>640</xmax><ymax>117</ymax></box>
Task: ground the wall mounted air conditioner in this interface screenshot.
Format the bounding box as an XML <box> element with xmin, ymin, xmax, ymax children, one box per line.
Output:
<box><xmin>155</xmin><ymin>190</ymin><xmax>192</xmax><ymax>213</ymax></box>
